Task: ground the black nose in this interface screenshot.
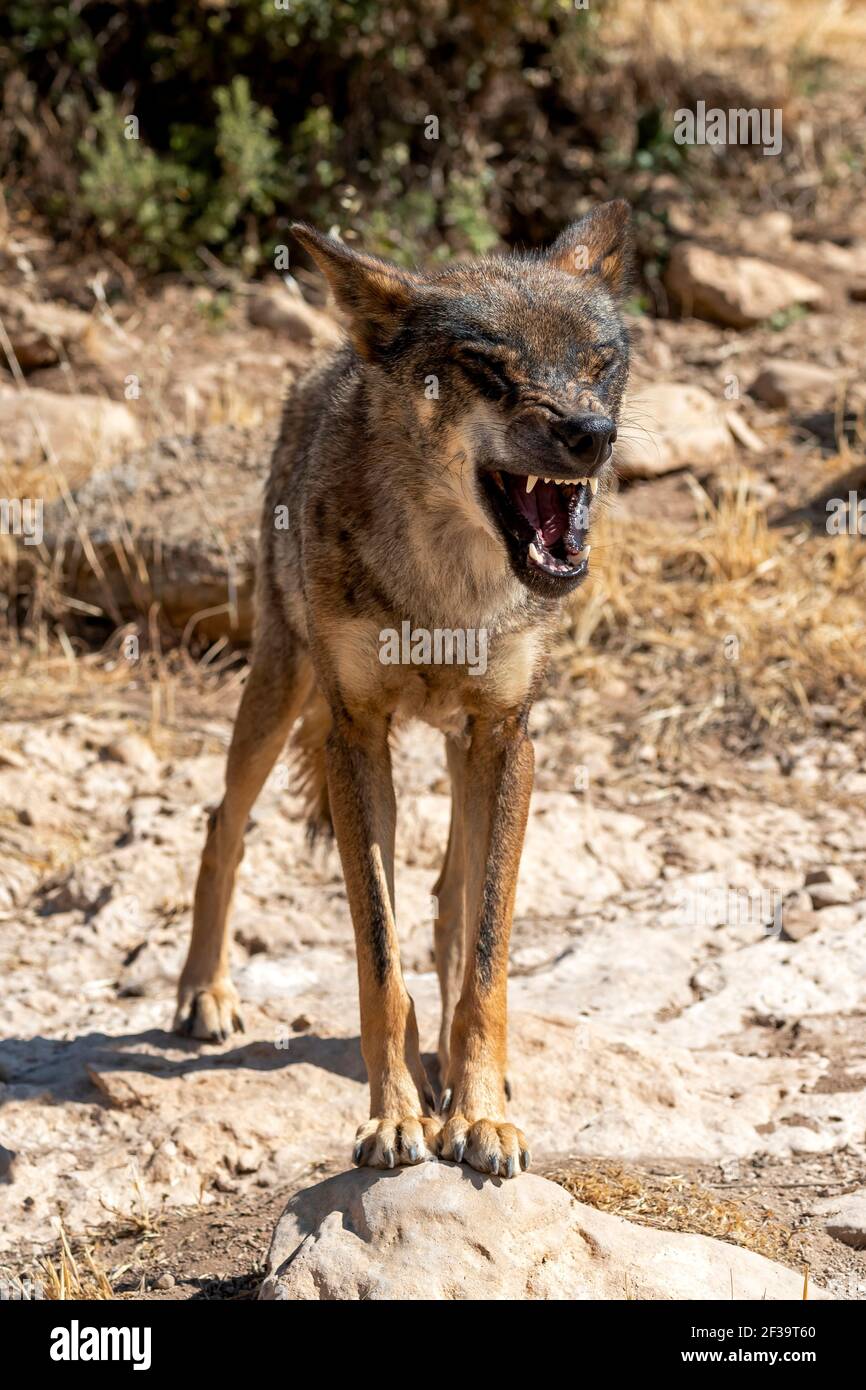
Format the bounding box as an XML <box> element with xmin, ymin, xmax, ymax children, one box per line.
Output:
<box><xmin>552</xmin><ymin>414</ymin><xmax>616</xmax><ymax>465</ymax></box>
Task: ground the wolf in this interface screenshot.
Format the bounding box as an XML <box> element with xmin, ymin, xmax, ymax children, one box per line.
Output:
<box><xmin>175</xmin><ymin>200</ymin><xmax>632</xmax><ymax>1178</ymax></box>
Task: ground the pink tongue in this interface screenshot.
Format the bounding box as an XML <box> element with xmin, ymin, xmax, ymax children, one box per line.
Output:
<box><xmin>536</xmin><ymin>483</ymin><xmax>568</xmax><ymax>546</ymax></box>
<box><xmin>508</xmin><ymin>477</ymin><xmax>568</xmax><ymax>545</ymax></box>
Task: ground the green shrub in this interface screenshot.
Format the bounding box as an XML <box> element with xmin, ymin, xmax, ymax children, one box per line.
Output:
<box><xmin>1</xmin><ymin>0</ymin><xmax>615</xmax><ymax>273</ymax></box>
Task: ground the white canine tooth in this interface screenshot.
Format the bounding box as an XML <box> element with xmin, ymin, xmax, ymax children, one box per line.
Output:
<box><xmin>589</xmin><ymin>477</ymin><xmax>599</xmax><ymax>495</ymax></box>
<box><xmin>525</xmin><ymin>474</ymin><xmax>538</xmax><ymax>493</ymax></box>
<box><xmin>528</xmin><ymin>542</ymin><xmax>544</xmax><ymax>565</ymax></box>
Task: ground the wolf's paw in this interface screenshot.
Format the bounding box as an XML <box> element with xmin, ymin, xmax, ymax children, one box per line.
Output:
<box><xmin>174</xmin><ymin>981</ymin><xmax>244</xmax><ymax>1042</ymax></box>
<box><xmin>438</xmin><ymin>1115</ymin><xmax>530</xmax><ymax>1179</ymax></box>
<box><xmin>353</xmin><ymin>1115</ymin><xmax>441</xmax><ymax>1170</ymax></box>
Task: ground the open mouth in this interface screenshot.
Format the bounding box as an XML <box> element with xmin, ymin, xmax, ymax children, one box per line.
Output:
<box><xmin>480</xmin><ymin>468</ymin><xmax>597</xmax><ymax>585</ymax></box>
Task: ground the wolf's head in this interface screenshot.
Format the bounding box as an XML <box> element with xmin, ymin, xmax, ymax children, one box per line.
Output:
<box><xmin>292</xmin><ymin>203</ymin><xmax>631</xmax><ymax>600</ymax></box>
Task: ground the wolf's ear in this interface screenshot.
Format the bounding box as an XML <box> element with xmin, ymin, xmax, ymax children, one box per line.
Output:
<box><xmin>545</xmin><ymin>200</ymin><xmax>632</xmax><ymax>294</ymax></box>
<box><xmin>291</xmin><ymin>224</ymin><xmax>423</xmax><ymax>360</ymax></box>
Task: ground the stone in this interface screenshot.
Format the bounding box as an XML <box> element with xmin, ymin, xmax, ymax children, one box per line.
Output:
<box><xmin>804</xmin><ymin>866</ymin><xmax>859</xmax><ymax>909</ymax></box>
<box><xmin>260</xmin><ymin>1163</ymin><xmax>818</xmax><ymax>1301</ymax></box>
<box><xmin>0</xmin><ymin>385</ymin><xmax>143</xmax><ymax>475</ymax></box>
<box><xmin>102</xmin><ymin>734</ymin><xmax>159</xmax><ymax>775</ymax></box>
<box><xmin>750</xmin><ymin>360</ymin><xmax>845</xmax><ymax>410</ymax></box>
<box><xmin>0</xmin><ymin>286</ymin><xmax>102</xmax><ymax>371</ymax></box>
<box><xmin>617</xmin><ymin>383</ymin><xmax>732</xmax><ymax>478</ymax></box>
<box><xmin>247</xmin><ymin>286</ymin><xmax>342</xmax><ymax>349</ymax></box>
<box><xmin>815</xmin><ymin>1190</ymin><xmax>866</xmax><ymax>1250</ymax></box>
<box><xmin>665</xmin><ymin>244</ymin><xmax>825</xmax><ymax>329</ymax></box>
<box><xmin>24</xmin><ymin>423</ymin><xmax>273</xmax><ymax>643</ymax></box>
<box><xmin>780</xmin><ymin>909</ymin><xmax>821</xmax><ymax>943</ymax></box>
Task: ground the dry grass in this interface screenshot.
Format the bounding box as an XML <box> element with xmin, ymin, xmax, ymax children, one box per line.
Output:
<box><xmin>545</xmin><ymin>1157</ymin><xmax>806</xmax><ymax>1269</ymax></box>
<box><xmin>39</xmin><ymin>1221</ymin><xmax>115</xmax><ymax>1300</ymax></box>
<box><xmin>609</xmin><ymin>0</ymin><xmax>866</xmax><ymax>65</ymax></box>
<box><xmin>559</xmin><ymin>470</ymin><xmax>866</xmax><ymax>750</ymax></box>
<box><xmin>2</xmin><ymin>461</ymin><xmax>864</xmax><ymax>754</ymax></box>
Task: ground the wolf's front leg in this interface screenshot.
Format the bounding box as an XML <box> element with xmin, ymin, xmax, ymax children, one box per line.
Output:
<box><xmin>439</xmin><ymin>712</ymin><xmax>533</xmax><ymax>1177</ymax></box>
<box><xmin>326</xmin><ymin>714</ymin><xmax>439</xmax><ymax>1168</ymax></box>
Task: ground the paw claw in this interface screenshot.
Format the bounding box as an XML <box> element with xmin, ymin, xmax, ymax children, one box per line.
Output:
<box><xmin>354</xmin><ymin>1115</ymin><xmax>440</xmax><ymax>1170</ymax></box>
<box><xmin>439</xmin><ymin>1115</ymin><xmax>529</xmax><ymax>1178</ymax></box>
<box><xmin>174</xmin><ymin>982</ymin><xmax>243</xmax><ymax>1043</ymax></box>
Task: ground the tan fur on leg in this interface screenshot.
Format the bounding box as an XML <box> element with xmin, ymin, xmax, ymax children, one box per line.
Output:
<box><xmin>439</xmin><ymin>713</ymin><xmax>533</xmax><ymax>1177</ymax></box>
<box><xmin>175</xmin><ymin>637</ymin><xmax>313</xmax><ymax>1040</ymax></box>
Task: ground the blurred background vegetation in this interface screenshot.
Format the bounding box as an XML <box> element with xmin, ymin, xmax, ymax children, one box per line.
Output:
<box><xmin>0</xmin><ymin>0</ymin><xmax>863</xmax><ymax>298</ymax></box>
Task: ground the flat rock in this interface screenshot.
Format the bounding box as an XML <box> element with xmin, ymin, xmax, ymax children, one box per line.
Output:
<box><xmin>0</xmin><ymin>385</ymin><xmax>142</xmax><ymax>477</ymax></box>
<box><xmin>815</xmin><ymin>1190</ymin><xmax>866</xmax><ymax>1250</ymax></box>
<box><xmin>0</xmin><ymin>286</ymin><xmax>102</xmax><ymax>371</ymax></box>
<box><xmin>23</xmin><ymin>423</ymin><xmax>273</xmax><ymax>641</ymax></box>
<box><xmin>247</xmin><ymin>286</ymin><xmax>343</xmax><ymax>349</ymax></box>
<box><xmin>750</xmin><ymin>359</ymin><xmax>848</xmax><ymax>410</ymax></box>
<box><xmin>805</xmin><ymin>865</ymin><xmax>859</xmax><ymax>908</ymax></box>
<box><xmin>618</xmin><ymin>382</ymin><xmax>732</xmax><ymax>478</ymax></box>
<box><xmin>665</xmin><ymin>244</ymin><xmax>825</xmax><ymax>328</ymax></box>
<box><xmin>260</xmin><ymin>1163</ymin><xmax>818</xmax><ymax>1301</ymax></box>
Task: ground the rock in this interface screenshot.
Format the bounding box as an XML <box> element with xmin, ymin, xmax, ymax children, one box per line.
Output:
<box><xmin>805</xmin><ymin>866</ymin><xmax>859</xmax><ymax>909</ymax></box>
<box><xmin>0</xmin><ymin>286</ymin><xmax>101</xmax><ymax>372</ymax></box>
<box><xmin>86</xmin><ymin>1066</ymin><xmax>157</xmax><ymax>1110</ymax></box>
<box><xmin>618</xmin><ymin>383</ymin><xmax>732</xmax><ymax>478</ymax></box>
<box><xmin>780</xmin><ymin>908</ymin><xmax>822</xmax><ymax>942</ymax></box>
<box><xmin>0</xmin><ymin>385</ymin><xmax>143</xmax><ymax>476</ymax></box>
<box><xmin>726</xmin><ymin>212</ymin><xmax>794</xmax><ymax>256</ymax></box>
<box><xmin>24</xmin><ymin>423</ymin><xmax>272</xmax><ymax>642</ymax></box>
<box><xmin>815</xmin><ymin>1190</ymin><xmax>866</xmax><ymax>1250</ymax></box>
<box><xmin>665</xmin><ymin>244</ymin><xmax>825</xmax><ymax>328</ymax></box>
<box><xmin>809</xmin><ymin>240</ymin><xmax>866</xmax><ymax>279</ymax></box>
<box><xmin>260</xmin><ymin>1163</ymin><xmax>817</xmax><ymax>1301</ymax></box>
<box><xmin>750</xmin><ymin>359</ymin><xmax>844</xmax><ymax>410</ymax></box>
<box><xmin>102</xmin><ymin>734</ymin><xmax>159</xmax><ymax>775</ymax></box>
<box><xmin>247</xmin><ymin>287</ymin><xmax>342</xmax><ymax>349</ymax></box>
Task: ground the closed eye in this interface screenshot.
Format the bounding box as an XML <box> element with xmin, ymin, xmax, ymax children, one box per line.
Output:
<box><xmin>596</xmin><ymin>342</ymin><xmax>622</xmax><ymax>376</ymax></box>
<box><xmin>452</xmin><ymin>344</ymin><xmax>514</xmax><ymax>401</ymax></box>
